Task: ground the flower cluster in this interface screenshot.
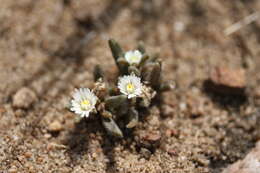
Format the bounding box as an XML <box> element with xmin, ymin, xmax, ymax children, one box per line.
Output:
<box><xmin>71</xmin><ymin>73</ymin><xmax>143</xmax><ymax>117</ymax></box>
<box><xmin>69</xmin><ymin>39</ymin><xmax>173</xmax><ymax>137</ymax></box>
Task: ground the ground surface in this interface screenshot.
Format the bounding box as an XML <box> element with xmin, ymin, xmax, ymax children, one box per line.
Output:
<box><xmin>1</xmin><ymin>0</ymin><xmax>260</xmax><ymax>172</ymax></box>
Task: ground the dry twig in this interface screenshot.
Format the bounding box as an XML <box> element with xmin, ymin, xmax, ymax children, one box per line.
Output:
<box><xmin>224</xmin><ymin>12</ymin><xmax>259</xmax><ymax>36</ymax></box>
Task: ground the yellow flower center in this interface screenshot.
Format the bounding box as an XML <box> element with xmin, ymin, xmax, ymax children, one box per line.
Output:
<box><xmin>126</xmin><ymin>83</ymin><xmax>135</xmax><ymax>93</ymax></box>
<box><xmin>80</xmin><ymin>99</ymin><xmax>91</xmax><ymax>110</ymax></box>
<box><xmin>130</xmin><ymin>55</ymin><xmax>140</xmax><ymax>62</ymax></box>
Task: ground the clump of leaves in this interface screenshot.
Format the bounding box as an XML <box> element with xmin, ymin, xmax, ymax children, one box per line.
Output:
<box><xmin>69</xmin><ymin>39</ymin><xmax>174</xmax><ymax>137</ymax></box>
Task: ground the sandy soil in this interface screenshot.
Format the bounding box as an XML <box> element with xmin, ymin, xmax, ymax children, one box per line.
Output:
<box><xmin>1</xmin><ymin>0</ymin><xmax>260</xmax><ymax>172</ymax></box>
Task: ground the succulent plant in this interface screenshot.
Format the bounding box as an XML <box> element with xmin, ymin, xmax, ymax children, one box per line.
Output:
<box><xmin>69</xmin><ymin>39</ymin><xmax>174</xmax><ymax>137</ymax></box>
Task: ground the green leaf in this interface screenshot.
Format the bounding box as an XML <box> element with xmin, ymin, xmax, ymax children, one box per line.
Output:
<box><xmin>105</xmin><ymin>95</ymin><xmax>128</xmax><ymax>110</ymax></box>
<box><xmin>108</xmin><ymin>39</ymin><xmax>124</xmax><ymax>62</ymax></box>
<box><xmin>126</xmin><ymin>107</ymin><xmax>139</xmax><ymax>128</ymax></box>
<box><xmin>128</xmin><ymin>65</ymin><xmax>141</xmax><ymax>76</ymax></box>
<box><xmin>93</xmin><ymin>65</ymin><xmax>104</xmax><ymax>81</ymax></box>
<box><xmin>137</xmin><ymin>41</ymin><xmax>146</xmax><ymax>54</ymax></box>
<box><xmin>102</xmin><ymin>117</ymin><xmax>123</xmax><ymax>138</ymax></box>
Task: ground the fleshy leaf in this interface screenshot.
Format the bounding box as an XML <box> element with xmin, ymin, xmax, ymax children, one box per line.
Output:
<box><xmin>137</xmin><ymin>41</ymin><xmax>146</xmax><ymax>54</ymax></box>
<box><xmin>117</xmin><ymin>57</ymin><xmax>129</xmax><ymax>74</ymax></box>
<box><xmin>108</xmin><ymin>39</ymin><xmax>124</xmax><ymax>62</ymax></box>
<box><xmin>93</xmin><ymin>65</ymin><xmax>104</xmax><ymax>81</ymax></box>
<box><xmin>128</xmin><ymin>65</ymin><xmax>141</xmax><ymax>76</ymax></box>
<box><xmin>102</xmin><ymin>117</ymin><xmax>123</xmax><ymax>137</ymax></box>
<box><xmin>141</xmin><ymin>62</ymin><xmax>162</xmax><ymax>89</ymax></box>
<box><xmin>105</xmin><ymin>95</ymin><xmax>128</xmax><ymax>110</ymax></box>
<box><xmin>126</xmin><ymin>107</ymin><xmax>139</xmax><ymax>128</ymax></box>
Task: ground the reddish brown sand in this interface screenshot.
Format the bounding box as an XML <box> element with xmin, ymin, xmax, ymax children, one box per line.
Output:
<box><xmin>1</xmin><ymin>0</ymin><xmax>260</xmax><ymax>172</ymax></box>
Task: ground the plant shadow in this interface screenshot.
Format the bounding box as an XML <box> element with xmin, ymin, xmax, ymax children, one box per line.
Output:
<box><xmin>202</xmin><ymin>80</ymin><xmax>248</xmax><ymax>110</ymax></box>
<box><xmin>64</xmin><ymin>117</ymin><xmax>99</xmax><ymax>164</ymax></box>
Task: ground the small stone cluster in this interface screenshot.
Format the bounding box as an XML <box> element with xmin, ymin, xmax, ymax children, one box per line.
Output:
<box><xmin>69</xmin><ymin>39</ymin><xmax>173</xmax><ymax>137</ymax></box>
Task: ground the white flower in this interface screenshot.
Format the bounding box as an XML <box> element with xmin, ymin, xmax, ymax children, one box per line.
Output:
<box><xmin>118</xmin><ymin>74</ymin><xmax>143</xmax><ymax>99</ymax></box>
<box><xmin>70</xmin><ymin>88</ymin><xmax>98</xmax><ymax>118</ymax></box>
<box><xmin>124</xmin><ymin>50</ymin><xmax>142</xmax><ymax>65</ymax></box>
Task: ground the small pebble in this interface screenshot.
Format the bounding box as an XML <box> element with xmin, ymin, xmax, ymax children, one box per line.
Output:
<box><xmin>47</xmin><ymin>142</ymin><xmax>67</xmax><ymax>151</ymax></box>
<box><xmin>165</xmin><ymin>129</ymin><xmax>173</xmax><ymax>137</ymax></box>
<box><xmin>165</xmin><ymin>129</ymin><xmax>178</xmax><ymax>138</ymax></box>
<box><xmin>222</xmin><ymin>141</ymin><xmax>260</xmax><ymax>173</ymax></box>
<box><xmin>210</xmin><ymin>66</ymin><xmax>246</xmax><ymax>88</ymax></box>
<box><xmin>48</xmin><ymin>121</ymin><xmax>63</xmax><ymax>132</ymax></box>
<box><xmin>44</xmin><ymin>133</ymin><xmax>52</xmax><ymax>139</ymax></box>
<box><xmin>0</xmin><ymin>107</ymin><xmax>6</xmax><ymax>114</ymax></box>
<box><xmin>143</xmin><ymin>132</ymin><xmax>161</xmax><ymax>142</ymax></box>
<box><xmin>13</xmin><ymin>87</ymin><xmax>37</xmax><ymax>109</ymax></box>
<box><xmin>179</xmin><ymin>103</ymin><xmax>187</xmax><ymax>111</ymax></box>
<box><xmin>24</xmin><ymin>151</ymin><xmax>32</xmax><ymax>158</ymax></box>
<box><xmin>8</xmin><ymin>166</ymin><xmax>17</xmax><ymax>173</ymax></box>
<box><xmin>14</xmin><ymin>109</ymin><xmax>25</xmax><ymax>117</ymax></box>
<box><xmin>174</xmin><ymin>21</ymin><xmax>185</xmax><ymax>32</ymax></box>
<box><xmin>92</xmin><ymin>152</ymin><xmax>98</xmax><ymax>159</ymax></box>
<box><xmin>37</xmin><ymin>157</ymin><xmax>44</xmax><ymax>164</ymax></box>
<box><xmin>208</xmin><ymin>66</ymin><xmax>246</xmax><ymax>95</ymax></box>
<box><xmin>168</xmin><ymin>148</ymin><xmax>178</xmax><ymax>156</ymax></box>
